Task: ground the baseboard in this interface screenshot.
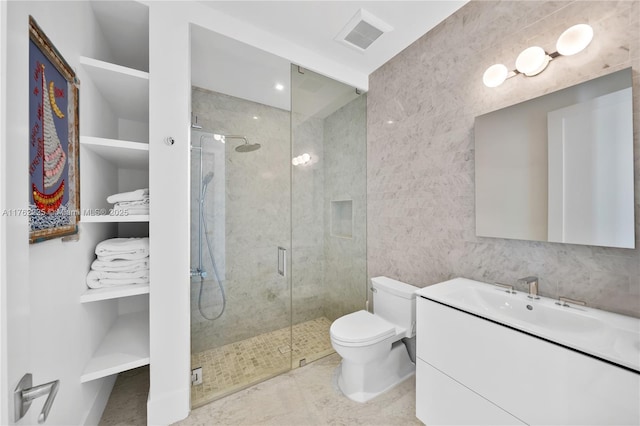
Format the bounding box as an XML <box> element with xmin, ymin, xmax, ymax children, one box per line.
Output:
<box><xmin>81</xmin><ymin>375</ymin><xmax>117</xmax><ymax>426</ymax></box>
<box><xmin>146</xmin><ymin>387</ymin><xmax>189</xmax><ymax>426</ymax></box>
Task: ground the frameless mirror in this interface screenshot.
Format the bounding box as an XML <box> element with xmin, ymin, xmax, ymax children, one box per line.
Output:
<box><xmin>475</xmin><ymin>68</ymin><xmax>635</xmax><ymax>248</ymax></box>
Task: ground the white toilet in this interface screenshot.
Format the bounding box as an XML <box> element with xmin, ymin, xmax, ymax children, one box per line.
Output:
<box><xmin>330</xmin><ymin>276</ymin><xmax>418</xmax><ymax>402</ymax></box>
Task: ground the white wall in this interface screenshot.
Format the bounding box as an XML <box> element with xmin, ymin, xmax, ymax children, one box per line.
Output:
<box><xmin>147</xmin><ymin>4</ymin><xmax>191</xmax><ymax>424</ymax></box>
<box><xmin>0</xmin><ymin>0</ymin><xmax>11</xmax><ymax>422</ymax></box>
<box><xmin>3</xmin><ymin>2</ymin><xmax>121</xmax><ymax>424</ymax></box>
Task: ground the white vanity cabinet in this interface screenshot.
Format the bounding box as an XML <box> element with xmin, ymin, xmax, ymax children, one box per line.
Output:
<box><xmin>415</xmin><ymin>296</ymin><xmax>640</xmax><ymax>425</ymax></box>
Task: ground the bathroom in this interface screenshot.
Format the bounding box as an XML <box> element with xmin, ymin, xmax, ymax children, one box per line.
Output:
<box><xmin>1</xmin><ymin>1</ymin><xmax>638</xmax><ymax>425</ymax></box>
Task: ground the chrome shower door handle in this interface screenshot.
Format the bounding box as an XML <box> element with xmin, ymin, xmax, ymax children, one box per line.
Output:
<box><xmin>14</xmin><ymin>373</ymin><xmax>60</xmax><ymax>423</ymax></box>
<box><xmin>277</xmin><ymin>246</ymin><xmax>287</xmax><ymax>277</ymax></box>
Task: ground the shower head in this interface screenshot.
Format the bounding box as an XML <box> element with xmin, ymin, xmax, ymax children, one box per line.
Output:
<box><xmin>202</xmin><ymin>172</ymin><xmax>214</xmax><ymax>186</ymax></box>
<box><xmin>202</xmin><ymin>134</ymin><xmax>260</xmax><ymax>153</ymax></box>
<box><xmin>235</xmin><ymin>141</ymin><xmax>261</xmax><ymax>153</ymax></box>
<box><xmin>220</xmin><ymin>135</ymin><xmax>261</xmax><ymax>153</ymax></box>
<box><xmin>201</xmin><ymin>172</ymin><xmax>214</xmax><ymax>202</ymax></box>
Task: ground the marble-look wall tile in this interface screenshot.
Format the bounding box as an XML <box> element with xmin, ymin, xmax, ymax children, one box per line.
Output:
<box><xmin>292</xmin><ymin>112</ymin><xmax>326</xmax><ymax>324</ymax></box>
<box><xmin>368</xmin><ymin>1</ymin><xmax>640</xmax><ymax>317</ymax></box>
<box><xmin>324</xmin><ymin>96</ymin><xmax>368</xmax><ymax>321</ymax></box>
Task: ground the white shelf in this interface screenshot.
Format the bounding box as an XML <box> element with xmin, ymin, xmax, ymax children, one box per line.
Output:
<box><xmin>80</xmin><ymin>311</ymin><xmax>149</xmax><ymax>383</ymax></box>
<box><xmin>81</xmin><ymin>214</ymin><xmax>149</xmax><ymax>223</ymax></box>
<box><xmin>80</xmin><ymin>56</ymin><xmax>149</xmax><ymax>122</ymax></box>
<box><xmin>80</xmin><ymin>283</ymin><xmax>150</xmax><ymax>303</ymax></box>
<box><xmin>81</xmin><ymin>136</ymin><xmax>148</xmax><ymax>169</ymax></box>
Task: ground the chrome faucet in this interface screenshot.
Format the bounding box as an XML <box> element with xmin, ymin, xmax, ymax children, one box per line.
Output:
<box><xmin>519</xmin><ymin>276</ymin><xmax>539</xmax><ymax>299</ymax></box>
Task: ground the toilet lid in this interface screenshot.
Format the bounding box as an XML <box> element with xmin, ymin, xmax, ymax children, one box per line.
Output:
<box><xmin>330</xmin><ymin>310</ymin><xmax>396</xmax><ymax>344</ymax></box>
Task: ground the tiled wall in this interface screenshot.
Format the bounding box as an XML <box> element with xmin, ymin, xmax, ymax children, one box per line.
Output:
<box><xmin>367</xmin><ymin>1</ymin><xmax>640</xmax><ymax>317</ymax></box>
<box><xmin>323</xmin><ymin>96</ymin><xmax>368</xmax><ymax>320</ymax></box>
<box><xmin>292</xmin><ymin>112</ymin><xmax>326</xmax><ymax>324</ymax></box>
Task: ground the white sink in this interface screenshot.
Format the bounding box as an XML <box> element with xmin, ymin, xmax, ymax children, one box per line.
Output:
<box><xmin>416</xmin><ymin>277</ymin><xmax>640</xmax><ymax>372</ymax></box>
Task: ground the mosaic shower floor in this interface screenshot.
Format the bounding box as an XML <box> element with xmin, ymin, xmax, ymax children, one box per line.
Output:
<box><xmin>191</xmin><ymin>316</ymin><xmax>334</xmax><ymax>408</ymax></box>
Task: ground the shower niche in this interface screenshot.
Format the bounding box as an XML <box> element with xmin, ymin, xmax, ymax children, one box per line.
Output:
<box><xmin>331</xmin><ymin>200</ymin><xmax>353</xmax><ymax>239</ymax></box>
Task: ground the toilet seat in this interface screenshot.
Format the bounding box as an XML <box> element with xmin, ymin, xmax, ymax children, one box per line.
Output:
<box><xmin>330</xmin><ymin>310</ymin><xmax>396</xmax><ymax>346</ymax></box>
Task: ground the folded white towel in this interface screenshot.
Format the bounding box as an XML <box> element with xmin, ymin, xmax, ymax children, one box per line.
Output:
<box><xmin>95</xmin><ymin>237</ymin><xmax>149</xmax><ymax>261</ymax></box>
<box><xmin>95</xmin><ymin>237</ymin><xmax>149</xmax><ymax>254</ymax></box>
<box><xmin>87</xmin><ymin>269</ymin><xmax>148</xmax><ymax>280</ymax></box>
<box><xmin>114</xmin><ymin>198</ymin><xmax>150</xmax><ymax>208</ymax></box>
<box><xmin>112</xmin><ymin>205</ymin><xmax>149</xmax><ymax>215</ymax></box>
<box><xmin>97</xmin><ymin>252</ymin><xmax>149</xmax><ymax>262</ymax></box>
<box><xmin>91</xmin><ymin>258</ymin><xmax>149</xmax><ymax>272</ymax></box>
<box><xmin>86</xmin><ymin>270</ymin><xmax>150</xmax><ymax>289</ymax></box>
<box><xmin>107</xmin><ymin>188</ymin><xmax>149</xmax><ymax>204</ymax></box>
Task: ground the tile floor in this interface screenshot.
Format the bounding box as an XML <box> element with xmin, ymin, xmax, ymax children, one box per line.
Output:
<box><xmin>191</xmin><ymin>317</ymin><xmax>335</xmax><ymax>407</ymax></box>
<box><xmin>100</xmin><ymin>367</ymin><xmax>150</xmax><ymax>426</ymax></box>
<box><xmin>100</xmin><ymin>354</ymin><xmax>421</xmax><ymax>426</ymax></box>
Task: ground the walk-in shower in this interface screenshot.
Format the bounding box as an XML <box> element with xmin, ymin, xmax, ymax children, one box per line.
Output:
<box><xmin>190</xmin><ymin>23</ymin><xmax>367</xmax><ymax>409</ymax></box>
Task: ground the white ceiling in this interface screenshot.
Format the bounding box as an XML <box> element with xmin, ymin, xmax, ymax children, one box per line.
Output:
<box><xmin>199</xmin><ymin>1</ymin><xmax>467</xmax><ymax>76</ymax></box>
<box><xmin>191</xmin><ymin>1</ymin><xmax>467</xmax><ymax>113</ymax></box>
<box><xmin>191</xmin><ymin>25</ymin><xmax>293</xmax><ymax>110</ymax></box>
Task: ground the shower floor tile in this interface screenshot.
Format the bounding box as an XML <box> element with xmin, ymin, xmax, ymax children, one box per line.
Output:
<box><xmin>191</xmin><ymin>316</ymin><xmax>334</xmax><ymax>408</ymax></box>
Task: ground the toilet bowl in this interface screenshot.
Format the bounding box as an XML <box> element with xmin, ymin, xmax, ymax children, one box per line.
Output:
<box><xmin>330</xmin><ymin>276</ymin><xmax>419</xmax><ymax>402</ymax></box>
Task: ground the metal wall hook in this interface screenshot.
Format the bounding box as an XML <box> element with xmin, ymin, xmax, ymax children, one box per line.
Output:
<box><xmin>14</xmin><ymin>373</ymin><xmax>60</xmax><ymax>423</ymax></box>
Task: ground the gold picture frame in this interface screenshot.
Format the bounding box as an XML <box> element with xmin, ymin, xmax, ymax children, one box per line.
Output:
<box><xmin>28</xmin><ymin>16</ymin><xmax>80</xmax><ymax>243</ymax></box>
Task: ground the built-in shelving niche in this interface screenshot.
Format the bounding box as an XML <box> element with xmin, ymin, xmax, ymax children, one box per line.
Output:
<box><xmin>80</xmin><ymin>310</ymin><xmax>149</xmax><ymax>383</ymax></box>
<box><xmin>79</xmin><ymin>0</ymin><xmax>150</xmax><ymax>384</ymax></box>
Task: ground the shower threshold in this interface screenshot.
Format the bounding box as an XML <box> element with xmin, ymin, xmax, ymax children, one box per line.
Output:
<box><xmin>191</xmin><ymin>316</ymin><xmax>334</xmax><ymax>408</ymax></box>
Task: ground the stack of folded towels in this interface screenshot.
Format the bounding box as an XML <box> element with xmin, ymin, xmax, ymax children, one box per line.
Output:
<box><xmin>86</xmin><ymin>237</ymin><xmax>149</xmax><ymax>289</ymax></box>
<box><xmin>107</xmin><ymin>188</ymin><xmax>149</xmax><ymax>215</ymax></box>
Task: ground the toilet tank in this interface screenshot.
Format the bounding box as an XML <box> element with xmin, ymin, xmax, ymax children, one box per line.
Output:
<box><xmin>371</xmin><ymin>276</ymin><xmax>419</xmax><ymax>338</ymax></box>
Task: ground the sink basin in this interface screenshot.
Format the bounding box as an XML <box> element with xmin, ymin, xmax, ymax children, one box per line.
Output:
<box><xmin>416</xmin><ymin>278</ymin><xmax>640</xmax><ymax>372</ymax></box>
<box><xmin>467</xmin><ymin>287</ymin><xmax>605</xmax><ymax>335</ymax></box>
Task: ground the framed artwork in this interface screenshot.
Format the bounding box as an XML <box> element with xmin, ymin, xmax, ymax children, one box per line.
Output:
<box><xmin>28</xmin><ymin>16</ymin><xmax>80</xmax><ymax>243</ymax></box>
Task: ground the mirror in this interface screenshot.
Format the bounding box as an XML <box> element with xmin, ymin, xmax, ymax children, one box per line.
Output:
<box><xmin>475</xmin><ymin>68</ymin><xmax>635</xmax><ymax>248</ymax></box>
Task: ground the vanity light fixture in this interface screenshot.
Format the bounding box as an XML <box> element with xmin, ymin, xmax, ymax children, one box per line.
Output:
<box><xmin>292</xmin><ymin>153</ymin><xmax>311</xmax><ymax>166</ymax></box>
<box><xmin>482</xmin><ymin>24</ymin><xmax>593</xmax><ymax>88</ymax></box>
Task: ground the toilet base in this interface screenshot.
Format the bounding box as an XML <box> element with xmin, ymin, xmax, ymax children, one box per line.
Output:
<box><xmin>337</xmin><ymin>341</ymin><xmax>415</xmax><ymax>403</ymax></box>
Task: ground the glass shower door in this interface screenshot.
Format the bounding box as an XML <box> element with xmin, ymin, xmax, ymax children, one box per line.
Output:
<box><xmin>189</xmin><ymin>86</ymin><xmax>292</xmax><ymax>406</ymax></box>
<box><xmin>290</xmin><ymin>65</ymin><xmax>368</xmax><ymax>368</ymax></box>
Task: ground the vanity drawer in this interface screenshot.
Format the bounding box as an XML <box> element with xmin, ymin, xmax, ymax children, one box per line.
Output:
<box><xmin>416</xmin><ymin>358</ymin><xmax>524</xmax><ymax>425</ymax></box>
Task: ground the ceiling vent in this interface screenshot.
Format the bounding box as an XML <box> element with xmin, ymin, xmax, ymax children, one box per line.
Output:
<box><xmin>335</xmin><ymin>9</ymin><xmax>393</xmax><ymax>53</ymax></box>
